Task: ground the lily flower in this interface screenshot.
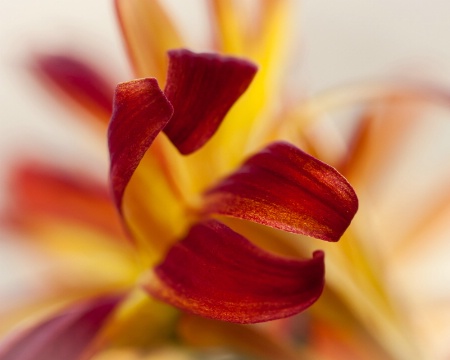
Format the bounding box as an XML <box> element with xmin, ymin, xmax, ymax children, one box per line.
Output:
<box><xmin>107</xmin><ymin>46</ymin><xmax>357</xmax><ymax>323</ymax></box>
<box><xmin>2</xmin><ymin>0</ymin><xmax>448</xmax><ymax>359</ymax></box>
<box><xmin>0</xmin><ymin>1</ymin><xmax>358</xmax><ymax>358</ymax></box>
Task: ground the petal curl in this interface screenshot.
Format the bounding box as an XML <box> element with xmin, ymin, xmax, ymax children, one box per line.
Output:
<box><xmin>108</xmin><ymin>78</ymin><xmax>173</xmax><ymax>209</ymax></box>
<box><xmin>0</xmin><ymin>294</ymin><xmax>122</xmax><ymax>360</ymax></box>
<box><xmin>203</xmin><ymin>142</ymin><xmax>358</xmax><ymax>241</ymax></box>
<box><xmin>143</xmin><ymin>220</ymin><xmax>324</xmax><ymax>324</ymax></box>
<box><xmin>163</xmin><ymin>49</ymin><xmax>257</xmax><ymax>154</ymax></box>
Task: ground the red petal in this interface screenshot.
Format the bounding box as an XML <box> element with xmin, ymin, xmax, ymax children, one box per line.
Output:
<box><xmin>163</xmin><ymin>49</ymin><xmax>257</xmax><ymax>154</ymax></box>
<box><xmin>6</xmin><ymin>162</ymin><xmax>126</xmax><ymax>241</ymax></box>
<box><xmin>144</xmin><ymin>220</ymin><xmax>324</xmax><ymax>324</ymax></box>
<box><xmin>108</xmin><ymin>78</ymin><xmax>173</xmax><ymax>209</ymax></box>
<box><xmin>203</xmin><ymin>142</ymin><xmax>358</xmax><ymax>241</ymax></box>
<box><xmin>34</xmin><ymin>54</ymin><xmax>115</xmax><ymax>123</ymax></box>
<box><xmin>0</xmin><ymin>294</ymin><xmax>122</xmax><ymax>360</ymax></box>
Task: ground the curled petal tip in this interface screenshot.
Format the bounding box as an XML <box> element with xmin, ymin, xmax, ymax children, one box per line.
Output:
<box><xmin>203</xmin><ymin>141</ymin><xmax>358</xmax><ymax>241</ymax></box>
<box><xmin>143</xmin><ymin>220</ymin><xmax>325</xmax><ymax>324</ymax></box>
<box><xmin>108</xmin><ymin>78</ymin><xmax>173</xmax><ymax>210</ymax></box>
<box><xmin>163</xmin><ymin>49</ymin><xmax>258</xmax><ymax>154</ymax></box>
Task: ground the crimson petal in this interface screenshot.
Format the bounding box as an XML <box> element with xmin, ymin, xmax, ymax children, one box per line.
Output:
<box><xmin>7</xmin><ymin>162</ymin><xmax>125</xmax><ymax>240</ymax></box>
<box><xmin>108</xmin><ymin>78</ymin><xmax>173</xmax><ymax>209</ymax></box>
<box><xmin>163</xmin><ymin>49</ymin><xmax>257</xmax><ymax>154</ymax></box>
<box><xmin>203</xmin><ymin>142</ymin><xmax>358</xmax><ymax>241</ymax></box>
<box><xmin>34</xmin><ymin>54</ymin><xmax>115</xmax><ymax>123</ymax></box>
<box><xmin>0</xmin><ymin>294</ymin><xmax>122</xmax><ymax>360</ymax></box>
<box><xmin>144</xmin><ymin>220</ymin><xmax>324</xmax><ymax>324</ymax></box>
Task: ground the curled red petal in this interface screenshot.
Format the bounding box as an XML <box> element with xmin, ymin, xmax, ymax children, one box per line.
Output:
<box><xmin>108</xmin><ymin>78</ymin><xmax>173</xmax><ymax>209</ymax></box>
<box><xmin>203</xmin><ymin>142</ymin><xmax>358</xmax><ymax>241</ymax></box>
<box><xmin>144</xmin><ymin>220</ymin><xmax>324</xmax><ymax>324</ymax></box>
<box><xmin>34</xmin><ymin>54</ymin><xmax>115</xmax><ymax>123</ymax></box>
<box><xmin>0</xmin><ymin>294</ymin><xmax>122</xmax><ymax>360</ymax></box>
<box><xmin>163</xmin><ymin>49</ymin><xmax>257</xmax><ymax>154</ymax></box>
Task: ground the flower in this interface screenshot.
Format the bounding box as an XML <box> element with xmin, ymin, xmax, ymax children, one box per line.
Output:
<box><xmin>2</xmin><ymin>0</ymin><xmax>449</xmax><ymax>359</ymax></box>
<box><xmin>0</xmin><ymin>1</ymin><xmax>358</xmax><ymax>359</ymax></box>
<box><xmin>107</xmin><ymin>45</ymin><xmax>359</xmax><ymax>322</ymax></box>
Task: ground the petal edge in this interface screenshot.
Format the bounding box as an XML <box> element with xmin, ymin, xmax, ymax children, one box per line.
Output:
<box><xmin>203</xmin><ymin>141</ymin><xmax>358</xmax><ymax>241</ymax></box>
<box><xmin>163</xmin><ymin>49</ymin><xmax>257</xmax><ymax>154</ymax></box>
<box><xmin>143</xmin><ymin>220</ymin><xmax>325</xmax><ymax>324</ymax></box>
<box><xmin>108</xmin><ymin>78</ymin><xmax>173</xmax><ymax>209</ymax></box>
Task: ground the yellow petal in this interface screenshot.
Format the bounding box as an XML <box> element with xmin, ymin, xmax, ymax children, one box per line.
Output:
<box><xmin>186</xmin><ymin>0</ymin><xmax>294</xmax><ymax>190</ymax></box>
<box><xmin>91</xmin><ymin>348</ymin><xmax>194</xmax><ymax>360</ymax></box>
<box><xmin>96</xmin><ymin>290</ymin><xmax>178</xmax><ymax>350</ymax></box>
<box><xmin>209</xmin><ymin>0</ymin><xmax>246</xmax><ymax>54</ymax></box>
<box><xmin>121</xmin><ymin>138</ymin><xmax>194</xmax><ymax>264</ymax></box>
<box><xmin>115</xmin><ymin>0</ymin><xmax>184</xmax><ymax>80</ymax></box>
<box><xmin>27</xmin><ymin>222</ymin><xmax>139</xmax><ymax>292</ymax></box>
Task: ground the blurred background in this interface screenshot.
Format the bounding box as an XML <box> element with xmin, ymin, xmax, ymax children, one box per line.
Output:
<box><xmin>4</xmin><ymin>0</ymin><xmax>450</xmax><ymax>165</ymax></box>
<box><xmin>2</xmin><ymin>0</ymin><xmax>450</xmax><ymax>358</ymax></box>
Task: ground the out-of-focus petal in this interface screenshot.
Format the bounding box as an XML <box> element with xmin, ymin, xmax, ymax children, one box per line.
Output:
<box><xmin>202</xmin><ymin>0</ymin><xmax>292</xmax><ymax>170</ymax></box>
<box><xmin>98</xmin><ymin>290</ymin><xmax>177</xmax><ymax>350</ymax></box>
<box><xmin>208</xmin><ymin>0</ymin><xmax>246</xmax><ymax>54</ymax></box>
<box><xmin>178</xmin><ymin>314</ymin><xmax>299</xmax><ymax>360</ymax></box>
<box><xmin>33</xmin><ymin>54</ymin><xmax>115</xmax><ymax>124</ymax></box>
<box><xmin>143</xmin><ymin>220</ymin><xmax>325</xmax><ymax>324</ymax></box>
<box><xmin>337</xmin><ymin>92</ymin><xmax>423</xmax><ymax>184</ymax></box>
<box><xmin>108</xmin><ymin>78</ymin><xmax>173</xmax><ymax>209</ymax></box>
<box><xmin>203</xmin><ymin>142</ymin><xmax>358</xmax><ymax>241</ymax></box>
<box><xmin>115</xmin><ymin>0</ymin><xmax>183</xmax><ymax>80</ymax></box>
<box><xmin>91</xmin><ymin>347</ymin><xmax>195</xmax><ymax>360</ymax></box>
<box><xmin>163</xmin><ymin>49</ymin><xmax>257</xmax><ymax>154</ymax></box>
<box><xmin>0</xmin><ymin>294</ymin><xmax>122</xmax><ymax>360</ymax></box>
<box><xmin>209</xmin><ymin>0</ymin><xmax>291</xmax><ymax>66</ymax></box>
<box><xmin>5</xmin><ymin>161</ymin><xmax>126</xmax><ymax>241</ymax></box>
<box><xmin>2</xmin><ymin>164</ymin><xmax>140</xmax><ymax>304</ymax></box>
<box><xmin>309</xmin><ymin>319</ymin><xmax>389</xmax><ymax>360</ymax></box>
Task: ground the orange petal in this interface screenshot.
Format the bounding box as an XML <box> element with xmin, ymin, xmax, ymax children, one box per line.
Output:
<box><xmin>178</xmin><ymin>314</ymin><xmax>299</xmax><ymax>360</ymax></box>
<box><xmin>115</xmin><ymin>0</ymin><xmax>183</xmax><ymax>80</ymax></box>
<box><xmin>310</xmin><ymin>318</ymin><xmax>388</xmax><ymax>360</ymax></box>
<box><xmin>5</xmin><ymin>161</ymin><xmax>125</xmax><ymax>241</ymax></box>
<box><xmin>329</xmin><ymin>89</ymin><xmax>432</xmax><ymax>184</ymax></box>
<box><xmin>203</xmin><ymin>142</ymin><xmax>358</xmax><ymax>241</ymax></box>
<box><xmin>143</xmin><ymin>220</ymin><xmax>325</xmax><ymax>324</ymax></box>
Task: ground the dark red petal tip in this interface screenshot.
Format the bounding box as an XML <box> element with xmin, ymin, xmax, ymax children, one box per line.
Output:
<box><xmin>163</xmin><ymin>49</ymin><xmax>258</xmax><ymax>154</ymax></box>
<box><xmin>108</xmin><ymin>78</ymin><xmax>173</xmax><ymax>209</ymax></box>
<box><xmin>35</xmin><ymin>54</ymin><xmax>115</xmax><ymax>122</ymax></box>
<box><xmin>203</xmin><ymin>142</ymin><xmax>358</xmax><ymax>241</ymax></box>
<box><xmin>0</xmin><ymin>294</ymin><xmax>122</xmax><ymax>360</ymax></box>
<box><xmin>143</xmin><ymin>220</ymin><xmax>325</xmax><ymax>324</ymax></box>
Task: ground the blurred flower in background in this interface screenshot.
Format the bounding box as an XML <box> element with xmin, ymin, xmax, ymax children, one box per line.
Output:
<box><xmin>1</xmin><ymin>0</ymin><xmax>450</xmax><ymax>359</ymax></box>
